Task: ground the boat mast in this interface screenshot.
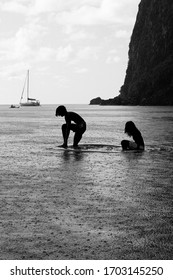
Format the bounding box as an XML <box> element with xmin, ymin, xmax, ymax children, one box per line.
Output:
<box><xmin>27</xmin><ymin>69</ymin><xmax>29</xmax><ymax>101</ymax></box>
<box><xmin>20</xmin><ymin>71</ymin><xmax>28</xmax><ymax>104</ymax></box>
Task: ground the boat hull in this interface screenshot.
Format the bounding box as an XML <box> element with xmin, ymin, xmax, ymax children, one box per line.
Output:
<box><xmin>20</xmin><ymin>102</ymin><xmax>40</xmax><ymax>106</ymax></box>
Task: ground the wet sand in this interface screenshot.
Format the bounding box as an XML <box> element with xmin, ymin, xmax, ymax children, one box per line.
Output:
<box><xmin>1</xmin><ymin>146</ymin><xmax>172</xmax><ymax>260</ymax></box>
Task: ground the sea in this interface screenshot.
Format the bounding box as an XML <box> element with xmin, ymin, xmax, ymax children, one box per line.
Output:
<box><xmin>0</xmin><ymin>104</ymin><xmax>173</xmax><ymax>260</ymax></box>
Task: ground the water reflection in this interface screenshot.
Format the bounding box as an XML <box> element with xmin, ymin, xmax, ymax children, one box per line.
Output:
<box><xmin>62</xmin><ymin>150</ymin><xmax>84</xmax><ymax>162</ymax></box>
<box><xmin>121</xmin><ymin>150</ymin><xmax>145</xmax><ymax>162</ymax></box>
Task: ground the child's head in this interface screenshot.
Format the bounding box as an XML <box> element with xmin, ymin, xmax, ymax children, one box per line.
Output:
<box><xmin>125</xmin><ymin>121</ymin><xmax>137</xmax><ymax>136</ymax></box>
<box><xmin>55</xmin><ymin>105</ymin><xmax>67</xmax><ymax>117</ymax></box>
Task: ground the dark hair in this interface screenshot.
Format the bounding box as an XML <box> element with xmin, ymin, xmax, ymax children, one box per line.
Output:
<box><xmin>125</xmin><ymin>121</ymin><xmax>137</xmax><ymax>134</ymax></box>
<box><xmin>55</xmin><ymin>105</ymin><xmax>67</xmax><ymax>116</ymax></box>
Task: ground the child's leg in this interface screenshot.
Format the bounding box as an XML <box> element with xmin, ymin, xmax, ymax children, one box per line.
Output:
<box><xmin>62</xmin><ymin>124</ymin><xmax>70</xmax><ymax>146</ymax></box>
<box><xmin>72</xmin><ymin>123</ymin><xmax>86</xmax><ymax>147</ymax></box>
<box><xmin>121</xmin><ymin>140</ymin><xmax>130</xmax><ymax>150</ymax></box>
<box><xmin>73</xmin><ymin>132</ymin><xmax>83</xmax><ymax>147</ymax></box>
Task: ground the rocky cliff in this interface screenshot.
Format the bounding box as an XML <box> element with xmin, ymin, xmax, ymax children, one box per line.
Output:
<box><xmin>90</xmin><ymin>0</ymin><xmax>173</xmax><ymax>105</ymax></box>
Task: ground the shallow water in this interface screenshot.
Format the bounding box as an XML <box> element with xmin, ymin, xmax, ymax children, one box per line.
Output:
<box><xmin>0</xmin><ymin>105</ymin><xmax>173</xmax><ymax>259</ymax></box>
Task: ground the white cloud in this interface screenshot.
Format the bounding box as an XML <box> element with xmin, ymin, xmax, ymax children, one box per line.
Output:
<box><xmin>106</xmin><ymin>56</ymin><xmax>120</xmax><ymax>64</ymax></box>
<box><xmin>36</xmin><ymin>47</ymin><xmax>55</xmax><ymax>61</ymax></box>
<box><xmin>29</xmin><ymin>0</ymin><xmax>101</xmax><ymax>16</ymax></box>
<box><xmin>0</xmin><ymin>36</ymin><xmax>30</xmax><ymax>61</ymax></box>
<box><xmin>56</xmin><ymin>45</ymin><xmax>73</xmax><ymax>62</ymax></box>
<box><xmin>55</xmin><ymin>0</ymin><xmax>140</xmax><ymax>27</ymax></box>
<box><xmin>1</xmin><ymin>0</ymin><xmax>28</xmax><ymax>14</ymax></box>
<box><xmin>100</xmin><ymin>0</ymin><xmax>122</xmax><ymax>20</ymax></box>
<box><xmin>75</xmin><ymin>67</ymin><xmax>88</xmax><ymax>73</ymax></box>
<box><xmin>106</xmin><ymin>49</ymin><xmax>120</xmax><ymax>64</ymax></box>
<box><xmin>77</xmin><ymin>46</ymin><xmax>99</xmax><ymax>61</ymax></box>
<box><xmin>116</xmin><ymin>30</ymin><xmax>131</xmax><ymax>38</ymax></box>
<box><xmin>54</xmin><ymin>74</ymin><xmax>69</xmax><ymax>88</ymax></box>
<box><xmin>0</xmin><ymin>0</ymin><xmax>140</xmax><ymax>26</ymax></box>
<box><xmin>0</xmin><ymin>20</ymin><xmax>47</xmax><ymax>61</ymax></box>
<box><xmin>0</xmin><ymin>62</ymin><xmax>30</xmax><ymax>79</ymax></box>
<box><xmin>29</xmin><ymin>0</ymin><xmax>63</xmax><ymax>15</ymax></box>
<box><xmin>77</xmin><ymin>46</ymin><xmax>94</xmax><ymax>60</ymax></box>
<box><xmin>67</xmin><ymin>29</ymin><xmax>94</xmax><ymax>41</ymax></box>
<box><xmin>55</xmin><ymin>5</ymin><xmax>100</xmax><ymax>26</ymax></box>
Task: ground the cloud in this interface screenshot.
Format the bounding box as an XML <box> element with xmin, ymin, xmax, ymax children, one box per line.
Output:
<box><xmin>76</xmin><ymin>46</ymin><xmax>98</xmax><ymax>60</ymax></box>
<box><xmin>0</xmin><ymin>20</ymin><xmax>47</xmax><ymax>61</ymax></box>
<box><xmin>115</xmin><ymin>30</ymin><xmax>131</xmax><ymax>39</ymax></box>
<box><xmin>106</xmin><ymin>56</ymin><xmax>120</xmax><ymax>64</ymax></box>
<box><xmin>1</xmin><ymin>0</ymin><xmax>140</xmax><ymax>26</ymax></box>
<box><xmin>55</xmin><ymin>45</ymin><xmax>99</xmax><ymax>65</ymax></box>
<box><xmin>67</xmin><ymin>29</ymin><xmax>94</xmax><ymax>41</ymax></box>
<box><xmin>0</xmin><ymin>62</ymin><xmax>30</xmax><ymax>80</ymax></box>
<box><xmin>29</xmin><ymin>0</ymin><xmax>63</xmax><ymax>15</ymax></box>
<box><xmin>55</xmin><ymin>5</ymin><xmax>100</xmax><ymax>26</ymax></box>
<box><xmin>54</xmin><ymin>74</ymin><xmax>69</xmax><ymax>88</ymax></box>
<box><xmin>55</xmin><ymin>0</ymin><xmax>140</xmax><ymax>27</ymax></box>
<box><xmin>75</xmin><ymin>67</ymin><xmax>88</xmax><ymax>73</ymax></box>
<box><xmin>0</xmin><ymin>0</ymin><xmax>28</xmax><ymax>14</ymax></box>
<box><xmin>56</xmin><ymin>45</ymin><xmax>73</xmax><ymax>62</ymax></box>
<box><xmin>30</xmin><ymin>0</ymin><xmax>101</xmax><ymax>16</ymax></box>
<box><xmin>106</xmin><ymin>49</ymin><xmax>120</xmax><ymax>64</ymax></box>
<box><xmin>36</xmin><ymin>47</ymin><xmax>55</xmax><ymax>61</ymax></box>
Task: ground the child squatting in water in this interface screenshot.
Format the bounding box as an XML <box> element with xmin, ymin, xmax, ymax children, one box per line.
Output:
<box><xmin>121</xmin><ymin>121</ymin><xmax>145</xmax><ymax>151</ymax></box>
<box><xmin>55</xmin><ymin>105</ymin><xmax>86</xmax><ymax>148</ymax></box>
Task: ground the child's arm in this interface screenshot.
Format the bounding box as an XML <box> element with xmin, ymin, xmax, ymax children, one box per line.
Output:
<box><xmin>64</xmin><ymin>114</ymin><xmax>71</xmax><ymax>146</ymax></box>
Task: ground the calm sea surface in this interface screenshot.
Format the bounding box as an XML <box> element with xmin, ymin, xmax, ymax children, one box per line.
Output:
<box><xmin>0</xmin><ymin>104</ymin><xmax>173</xmax><ymax>259</ymax></box>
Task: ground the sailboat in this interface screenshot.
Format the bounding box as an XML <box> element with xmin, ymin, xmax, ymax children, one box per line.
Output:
<box><xmin>20</xmin><ymin>70</ymin><xmax>40</xmax><ymax>106</ymax></box>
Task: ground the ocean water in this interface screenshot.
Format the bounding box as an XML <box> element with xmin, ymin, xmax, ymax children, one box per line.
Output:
<box><xmin>0</xmin><ymin>104</ymin><xmax>173</xmax><ymax>259</ymax></box>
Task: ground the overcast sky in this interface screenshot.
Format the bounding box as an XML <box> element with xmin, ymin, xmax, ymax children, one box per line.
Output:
<box><xmin>0</xmin><ymin>0</ymin><xmax>140</xmax><ymax>104</ymax></box>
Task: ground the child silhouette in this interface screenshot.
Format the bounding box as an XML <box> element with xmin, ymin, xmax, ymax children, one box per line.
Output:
<box><xmin>55</xmin><ymin>105</ymin><xmax>86</xmax><ymax>148</ymax></box>
<box><xmin>121</xmin><ymin>121</ymin><xmax>144</xmax><ymax>150</ymax></box>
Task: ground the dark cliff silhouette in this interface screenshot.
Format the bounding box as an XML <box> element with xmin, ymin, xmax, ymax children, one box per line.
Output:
<box><xmin>90</xmin><ymin>0</ymin><xmax>173</xmax><ymax>106</ymax></box>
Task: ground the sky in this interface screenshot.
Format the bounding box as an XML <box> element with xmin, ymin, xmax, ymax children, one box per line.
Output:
<box><xmin>0</xmin><ymin>0</ymin><xmax>141</xmax><ymax>104</ymax></box>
